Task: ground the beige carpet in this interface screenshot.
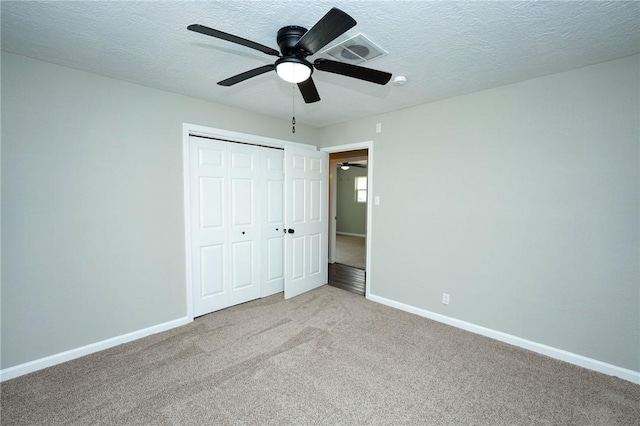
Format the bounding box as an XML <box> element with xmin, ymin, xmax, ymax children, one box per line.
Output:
<box><xmin>2</xmin><ymin>285</ymin><xmax>639</xmax><ymax>425</ymax></box>
<box><xmin>335</xmin><ymin>234</ymin><xmax>366</xmax><ymax>270</ymax></box>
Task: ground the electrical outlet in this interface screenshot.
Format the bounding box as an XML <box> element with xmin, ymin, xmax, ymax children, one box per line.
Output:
<box><xmin>442</xmin><ymin>293</ymin><xmax>450</xmax><ymax>305</ymax></box>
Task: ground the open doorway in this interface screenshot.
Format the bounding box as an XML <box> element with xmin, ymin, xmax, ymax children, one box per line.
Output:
<box><xmin>327</xmin><ymin>148</ymin><xmax>368</xmax><ymax>296</ymax></box>
<box><xmin>333</xmin><ymin>156</ymin><xmax>367</xmax><ymax>269</ymax></box>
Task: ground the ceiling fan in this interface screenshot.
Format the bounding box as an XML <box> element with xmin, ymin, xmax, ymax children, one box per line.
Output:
<box><xmin>187</xmin><ymin>7</ymin><xmax>392</xmax><ymax>103</ymax></box>
<box><xmin>339</xmin><ymin>162</ymin><xmax>366</xmax><ymax>170</ymax></box>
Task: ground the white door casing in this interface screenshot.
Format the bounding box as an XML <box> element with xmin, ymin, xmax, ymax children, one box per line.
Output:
<box><xmin>322</xmin><ymin>141</ymin><xmax>374</xmax><ymax>299</ymax></box>
<box><xmin>284</xmin><ymin>145</ymin><xmax>329</xmax><ymax>299</ymax></box>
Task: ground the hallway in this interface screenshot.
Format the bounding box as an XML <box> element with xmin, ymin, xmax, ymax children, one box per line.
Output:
<box><xmin>334</xmin><ymin>235</ymin><xmax>365</xmax><ymax>270</ymax></box>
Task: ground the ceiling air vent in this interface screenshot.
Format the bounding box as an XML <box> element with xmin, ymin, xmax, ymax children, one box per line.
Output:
<box><xmin>319</xmin><ymin>33</ymin><xmax>387</xmax><ymax>65</ymax></box>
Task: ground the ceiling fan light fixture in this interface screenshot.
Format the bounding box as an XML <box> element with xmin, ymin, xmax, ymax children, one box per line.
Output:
<box><xmin>275</xmin><ymin>57</ymin><xmax>312</xmax><ymax>83</ymax></box>
<box><xmin>189</xmin><ymin>8</ymin><xmax>392</xmax><ymax>103</ymax></box>
<box><xmin>340</xmin><ymin>164</ymin><xmax>350</xmax><ymax>170</ymax></box>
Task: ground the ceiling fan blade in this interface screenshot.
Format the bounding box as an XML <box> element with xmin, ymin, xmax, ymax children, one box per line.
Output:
<box><xmin>295</xmin><ymin>8</ymin><xmax>356</xmax><ymax>55</ymax></box>
<box><xmin>218</xmin><ymin>64</ymin><xmax>276</xmax><ymax>86</ymax></box>
<box><xmin>314</xmin><ymin>58</ymin><xmax>392</xmax><ymax>85</ymax></box>
<box><xmin>188</xmin><ymin>24</ymin><xmax>281</xmax><ymax>57</ymax></box>
<box><xmin>297</xmin><ymin>77</ymin><xmax>321</xmax><ymax>103</ymax></box>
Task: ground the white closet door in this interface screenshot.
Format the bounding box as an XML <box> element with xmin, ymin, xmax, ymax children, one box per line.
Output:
<box><xmin>228</xmin><ymin>143</ymin><xmax>261</xmax><ymax>306</ymax></box>
<box><xmin>189</xmin><ymin>135</ymin><xmax>327</xmax><ymax>315</ymax></box>
<box><xmin>284</xmin><ymin>146</ymin><xmax>328</xmax><ymax>299</ymax></box>
<box><xmin>190</xmin><ymin>137</ymin><xmax>229</xmax><ymax>316</ymax></box>
<box><xmin>261</xmin><ymin>148</ymin><xmax>285</xmax><ymax>297</ymax></box>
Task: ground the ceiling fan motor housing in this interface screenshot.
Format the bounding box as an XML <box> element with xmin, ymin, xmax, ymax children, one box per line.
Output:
<box><xmin>275</xmin><ymin>26</ymin><xmax>314</xmax><ymax>82</ymax></box>
<box><xmin>277</xmin><ymin>26</ymin><xmax>308</xmax><ymax>56</ymax></box>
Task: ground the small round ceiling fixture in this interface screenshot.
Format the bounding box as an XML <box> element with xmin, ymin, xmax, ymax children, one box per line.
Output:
<box><xmin>393</xmin><ymin>76</ymin><xmax>407</xmax><ymax>86</ymax></box>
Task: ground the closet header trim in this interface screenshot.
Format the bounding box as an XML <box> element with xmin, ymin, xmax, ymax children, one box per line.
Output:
<box><xmin>189</xmin><ymin>134</ymin><xmax>284</xmax><ymax>150</ymax></box>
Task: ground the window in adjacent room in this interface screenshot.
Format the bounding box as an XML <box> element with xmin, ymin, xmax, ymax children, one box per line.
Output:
<box><xmin>355</xmin><ymin>176</ymin><xmax>367</xmax><ymax>203</ymax></box>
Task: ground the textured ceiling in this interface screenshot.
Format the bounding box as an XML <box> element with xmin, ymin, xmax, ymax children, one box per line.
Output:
<box><xmin>2</xmin><ymin>1</ymin><xmax>639</xmax><ymax>127</ymax></box>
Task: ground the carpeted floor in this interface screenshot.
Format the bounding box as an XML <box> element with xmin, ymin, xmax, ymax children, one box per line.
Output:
<box><xmin>2</xmin><ymin>285</ymin><xmax>639</xmax><ymax>425</ymax></box>
<box><xmin>335</xmin><ymin>234</ymin><xmax>366</xmax><ymax>270</ymax></box>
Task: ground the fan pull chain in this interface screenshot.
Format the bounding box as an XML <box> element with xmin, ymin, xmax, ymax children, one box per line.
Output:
<box><xmin>292</xmin><ymin>85</ymin><xmax>296</xmax><ymax>134</ymax></box>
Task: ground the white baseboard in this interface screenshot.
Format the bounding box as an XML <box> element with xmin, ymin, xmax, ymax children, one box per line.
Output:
<box><xmin>0</xmin><ymin>316</ymin><xmax>192</xmax><ymax>382</ymax></box>
<box><xmin>367</xmin><ymin>293</ymin><xmax>640</xmax><ymax>385</ymax></box>
<box><xmin>4</xmin><ymin>300</ymin><xmax>638</xmax><ymax>386</ymax></box>
<box><xmin>336</xmin><ymin>232</ymin><xmax>365</xmax><ymax>238</ymax></box>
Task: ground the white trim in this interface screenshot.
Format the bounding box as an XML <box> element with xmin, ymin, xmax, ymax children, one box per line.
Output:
<box><xmin>322</xmin><ymin>141</ymin><xmax>374</xmax><ymax>299</ymax></box>
<box><xmin>336</xmin><ymin>232</ymin><xmax>366</xmax><ymax>238</ymax></box>
<box><xmin>367</xmin><ymin>293</ymin><xmax>640</xmax><ymax>385</ymax></box>
<box><xmin>0</xmin><ymin>316</ymin><xmax>191</xmax><ymax>382</ymax></box>
<box><xmin>184</xmin><ymin>123</ymin><xmax>314</xmax><ymax>150</ymax></box>
<box><xmin>328</xmin><ymin>159</ymin><xmax>337</xmax><ymax>264</ymax></box>
<box><xmin>322</xmin><ymin>142</ymin><xmax>372</xmax><ymax>153</ymax></box>
<box><xmin>182</xmin><ymin>124</ymin><xmax>194</xmax><ymax>320</ymax></box>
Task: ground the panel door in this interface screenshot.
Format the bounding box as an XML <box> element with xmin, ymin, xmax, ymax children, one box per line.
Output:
<box><xmin>261</xmin><ymin>147</ymin><xmax>285</xmax><ymax>297</ymax></box>
<box><xmin>284</xmin><ymin>146</ymin><xmax>328</xmax><ymax>299</ymax></box>
<box><xmin>227</xmin><ymin>142</ymin><xmax>262</xmax><ymax>306</ymax></box>
<box><xmin>190</xmin><ymin>137</ymin><xmax>229</xmax><ymax>316</ymax></box>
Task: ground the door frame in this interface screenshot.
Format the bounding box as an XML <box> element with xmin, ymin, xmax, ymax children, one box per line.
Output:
<box><xmin>321</xmin><ymin>141</ymin><xmax>374</xmax><ymax>299</ymax></box>
<box><xmin>182</xmin><ymin>123</ymin><xmax>316</xmax><ymax>320</ymax></box>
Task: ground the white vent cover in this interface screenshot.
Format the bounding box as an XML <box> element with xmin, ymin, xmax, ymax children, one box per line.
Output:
<box><xmin>319</xmin><ymin>33</ymin><xmax>387</xmax><ymax>65</ymax></box>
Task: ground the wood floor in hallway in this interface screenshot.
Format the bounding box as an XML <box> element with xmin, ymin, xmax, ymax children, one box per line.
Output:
<box><xmin>328</xmin><ymin>263</ymin><xmax>365</xmax><ymax>296</ymax></box>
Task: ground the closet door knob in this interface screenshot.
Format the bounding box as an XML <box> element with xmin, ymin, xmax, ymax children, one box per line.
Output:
<box><xmin>287</xmin><ymin>229</ymin><xmax>295</xmax><ymax>234</ymax></box>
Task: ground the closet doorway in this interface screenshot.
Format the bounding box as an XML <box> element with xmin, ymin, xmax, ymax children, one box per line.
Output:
<box><xmin>184</xmin><ymin>124</ymin><xmax>329</xmax><ymax>319</ymax></box>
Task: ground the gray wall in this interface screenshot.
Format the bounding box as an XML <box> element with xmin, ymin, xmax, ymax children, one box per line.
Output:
<box><xmin>3</xmin><ymin>51</ymin><xmax>639</xmax><ymax>375</ymax></box>
<box><xmin>336</xmin><ymin>166</ymin><xmax>367</xmax><ymax>235</ymax></box>
<box><xmin>318</xmin><ymin>55</ymin><xmax>640</xmax><ymax>372</ymax></box>
<box><xmin>1</xmin><ymin>52</ymin><xmax>319</xmax><ymax>369</ymax></box>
